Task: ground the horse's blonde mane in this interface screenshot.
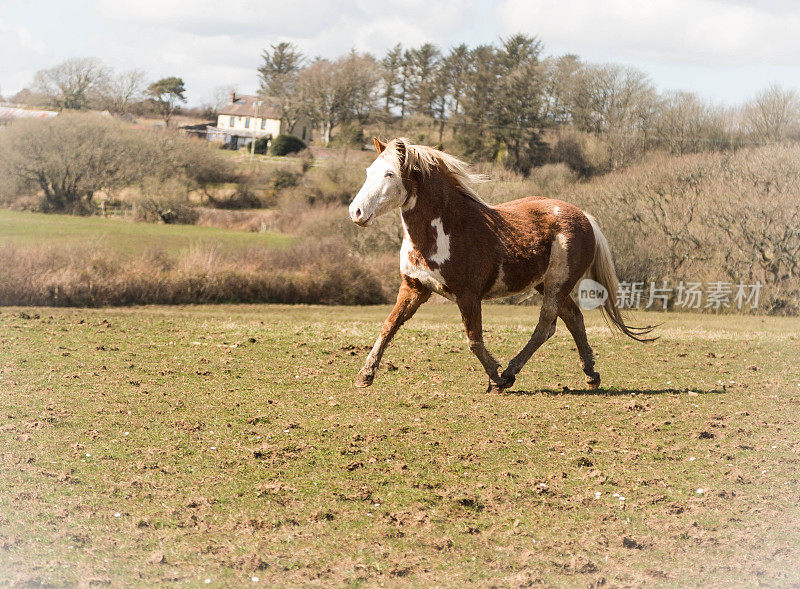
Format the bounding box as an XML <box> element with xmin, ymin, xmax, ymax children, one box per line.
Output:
<box><xmin>384</xmin><ymin>138</ymin><xmax>488</xmax><ymax>206</ymax></box>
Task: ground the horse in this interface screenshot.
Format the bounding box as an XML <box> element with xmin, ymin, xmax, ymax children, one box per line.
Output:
<box><xmin>348</xmin><ymin>137</ymin><xmax>655</xmax><ymax>392</ymax></box>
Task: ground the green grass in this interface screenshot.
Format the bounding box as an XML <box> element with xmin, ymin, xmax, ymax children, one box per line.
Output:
<box><xmin>0</xmin><ymin>209</ymin><xmax>292</xmax><ymax>255</ymax></box>
<box><xmin>1</xmin><ymin>304</ymin><xmax>799</xmax><ymax>587</ymax></box>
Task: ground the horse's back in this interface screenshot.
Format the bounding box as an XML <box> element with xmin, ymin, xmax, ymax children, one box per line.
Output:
<box><xmin>492</xmin><ymin>196</ymin><xmax>592</xmax><ymax>240</ymax></box>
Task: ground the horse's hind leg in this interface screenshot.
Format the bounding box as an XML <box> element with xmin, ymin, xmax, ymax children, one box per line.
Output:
<box><xmin>559</xmin><ymin>297</ymin><xmax>601</xmax><ymax>389</ymax></box>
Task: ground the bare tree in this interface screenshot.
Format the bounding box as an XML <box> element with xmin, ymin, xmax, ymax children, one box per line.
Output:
<box><xmin>297</xmin><ymin>52</ymin><xmax>380</xmax><ymax>146</ymax></box>
<box><xmin>573</xmin><ymin>64</ymin><xmax>659</xmax><ymax>167</ymax></box>
<box><xmin>743</xmin><ymin>83</ymin><xmax>800</xmax><ymax>144</ymax></box>
<box><xmin>98</xmin><ymin>69</ymin><xmax>146</xmax><ymax>114</ymax></box>
<box><xmin>33</xmin><ymin>57</ymin><xmax>110</xmax><ymax>110</ymax></box>
<box><xmin>296</xmin><ymin>59</ymin><xmax>340</xmax><ymax>146</ymax></box>
<box><xmin>347</xmin><ymin>52</ymin><xmax>381</xmax><ymax>124</ymax></box>
<box><xmin>199</xmin><ymin>85</ymin><xmax>236</xmax><ymax>118</ymax></box>
<box><xmin>0</xmin><ymin>113</ymin><xmax>134</xmax><ymax>213</ymax></box>
<box><xmin>9</xmin><ymin>88</ymin><xmax>49</xmax><ymax>107</ymax></box>
<box><xmin>542</xmin><ymin>54</ymin><xmax>583</xmax><ymax>125</ymax></box>
<box><xmin>655</xmin><ymin>91</ymin><xmax>733</xmax><ymax>154</ymax></box>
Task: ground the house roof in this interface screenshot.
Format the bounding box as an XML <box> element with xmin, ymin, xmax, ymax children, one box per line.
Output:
<box><xmin>218</xmin><ymin>94</ymin><xmax>281</xmax><ymax>119</ymax></box>
<box><xmin>0</xmin><ymin>105</ymin><xmax>58</xmax><ymax>121</ymax></box>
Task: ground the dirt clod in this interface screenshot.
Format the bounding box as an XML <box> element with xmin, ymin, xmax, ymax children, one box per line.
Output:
<box><xmin>148</xmin><ymin>551</ymin><xmax>166</xmax><ymax>564</ymax></box>
<box><xmin>622</xmin><ymin>537</ymin><xmax>644</xmax><ymax>549</ymax></box>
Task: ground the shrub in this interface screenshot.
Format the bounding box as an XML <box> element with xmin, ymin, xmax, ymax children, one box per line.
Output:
<box><xmin>331</xmin><ymin>121</ymin><xmax>364</xmax><ymax>149</ymax></box>
<box><xmin>201</xmin><ymin>182</ymin><xmax>265</xmax><ymax>209</ymax></box>
<box><xmin>131</xmin><ymin>198</ymin><xmax>200</xmax><ymax>225</ymax></box>
<box><xmin>527</xmin><ymin>163</ymin><xmax>577</xmax><ymax>196</ymax></box>
<box><xmin>0</xmin><ymin>112</ymin><xmax>236</xmax><ymax>214</ymax></box>
<box><xmin>550</xmin><ymin>129</ymin><xmax>612</xmax><ymax>177</ymax></box>
<box><xmin>252</xmin><ymin>136</ymin><xmax>271</xmax><ymax>154</ymax></box>
<box><xmin>0</xmin><ymin>239</ymin><xmax>389</xmax><ymax>306</ymax></box>
<box><xmin>568</xmin><ymin>144</ymin><xmax>800</xmax><ymax>314</ymax></box>
<box><xmin>194</xmin><ymin>208</ymin><xmax>277</xmax><ymax>232</ymax></box>
<box><xmin>269</xmin><ymin>168</ymin><xmax>300</xmax><ymax>191</ymax></box>
<box><xmin>269</xmin><ymin>134</ymin><xmax>306</xmax><ymax>156</ymax></box>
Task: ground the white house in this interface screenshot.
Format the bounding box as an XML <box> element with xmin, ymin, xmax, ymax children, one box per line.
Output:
<box><xmin>206</xmin><ymin>92</ymin><xmax>311</xmax><ymax>149</ymax></box>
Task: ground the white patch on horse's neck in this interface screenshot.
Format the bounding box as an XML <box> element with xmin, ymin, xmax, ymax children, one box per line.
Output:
<box><xmin>553</xmin><ymin>206</ymin><xmax>560</xmax><ymax>216</ymax></box>
<box><xmin>400</xmin><ymin>216</ymin><xmax>452</xmax><ymax>299</ymax></box>
<box><xmin>429</xmin><ymin>218</ymin><xmax>450</xmax><ymax>265</ymax></box>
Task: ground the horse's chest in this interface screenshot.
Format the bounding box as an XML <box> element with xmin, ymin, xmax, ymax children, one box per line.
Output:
<box><xmin>400</xmin><ymin>235</ymin><xmax>453</xmax><ymax>299</ymax></box>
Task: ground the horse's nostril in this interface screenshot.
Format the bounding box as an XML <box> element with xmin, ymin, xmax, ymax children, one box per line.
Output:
<box><xmin>355</xmin><ymin>208</ymin><xmax>362</xmax><ymax>219</ymax></box>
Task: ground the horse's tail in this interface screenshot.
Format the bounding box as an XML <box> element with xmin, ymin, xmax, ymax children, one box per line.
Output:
<box><xmin>585</xmin><ymin>213</ymin><xmax>658</xmax><ymax>342</ymax></box>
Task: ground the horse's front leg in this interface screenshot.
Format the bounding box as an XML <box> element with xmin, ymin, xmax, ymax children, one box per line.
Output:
<box><xmin>456</xmin><ymin>296</ymin><xmax>506</xmax><ymax>392</ymax></box>
<box><xmin>354</xmin><ymin>278</ymin><xmax>431</xmax><ymax>388</ymax></box>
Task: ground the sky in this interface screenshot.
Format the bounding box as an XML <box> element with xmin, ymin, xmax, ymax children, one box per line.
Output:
<box><xmin>1</xmin><ymin>0</ymin><xmax>800</xmax><ymax>107</ymax></box>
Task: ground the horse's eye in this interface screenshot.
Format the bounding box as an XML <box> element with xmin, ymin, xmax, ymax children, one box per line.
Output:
<box><xmin>384</xmin><ymin>171</ymin><xmax>394</xmax><ymax>178</ymax></box>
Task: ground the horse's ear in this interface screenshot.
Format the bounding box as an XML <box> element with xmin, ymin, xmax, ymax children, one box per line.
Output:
<box><xmin>373</xmin><ymin>137</ymin><xmax>387</xmax><ymax>154</ymax></box>
<box><xmin>395</xmin><ymin>138</ymin><xmax>406</xmax><ymax>168</ymax></box>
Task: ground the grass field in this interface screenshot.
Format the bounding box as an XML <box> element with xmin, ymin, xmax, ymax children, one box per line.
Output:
<box><xmin>0</xmin><ymin>209</ymin><xmax>292</xmax><ymax>255</ymax></box>
<box><xmin>1</xmin><ymin>303</ymin><xmax>799</xmax><ymax>587</ymax></box>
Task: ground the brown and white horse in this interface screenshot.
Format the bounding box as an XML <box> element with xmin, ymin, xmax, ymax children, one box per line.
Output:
<box><xmin>348</xmin><ymin>137</ymin><xmax>654</xmax><ymax>392</ymax></box>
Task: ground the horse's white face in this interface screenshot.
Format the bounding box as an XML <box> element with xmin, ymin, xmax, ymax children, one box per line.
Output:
<box><xmin>349</xmin><ymin>155</ymin><xmax>407</xmax><ymax>226</ymax></box>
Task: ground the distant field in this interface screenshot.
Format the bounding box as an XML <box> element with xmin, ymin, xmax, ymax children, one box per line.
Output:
<box><xmin>0</xmin><ymin>209</ymin><xmax>292</xmax><ymax>255</ymax></box>
<box><xmin>1</xmin><ymin>304</ymin><xmax>799</xmax><ymax>586</ymax></box>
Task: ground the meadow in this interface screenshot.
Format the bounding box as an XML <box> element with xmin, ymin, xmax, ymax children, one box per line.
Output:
<box><xmin>0</xmin><ymin>210</ymin><xmax>384</xmax><ymax>307</ymax></box>
<box><xmin>0</xmin><ymin>209</ymin><xmax>292</xmax><ymax>255</ymax></box>
<box><xmin>1</xmin><ymin>303</ymin><xmax>799</xmax><ymax>587</ymax></box>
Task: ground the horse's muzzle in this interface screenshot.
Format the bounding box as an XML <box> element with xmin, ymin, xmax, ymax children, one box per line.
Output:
<box><xmin>349</xmin><ymin>207</ymin><xmax>372</xmax><ymax>226</ymax></box>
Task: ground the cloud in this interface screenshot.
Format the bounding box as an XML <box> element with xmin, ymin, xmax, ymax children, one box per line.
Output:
<box><xmin>91</xmin><ymin>0</ymin><xmax>476</xmax><ymax>102</ymax></box>
<box><xmin>0</xmin><ymin>18</ymin><xmax>47</xmax><ymax>96</ymax></box>
<box><xmin>95</xmin><ymin>0</ymin><xmax>342</xmax><ymax>37</ymax></box>
<box><xmin>495</xmin><ymin>0</ymin><xmax>800</xmax><ymax>66</ymax></box>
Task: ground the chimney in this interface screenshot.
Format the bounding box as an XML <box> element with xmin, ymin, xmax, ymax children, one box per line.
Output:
<box><xmin>230</xmin><ymin>90</ymin><xmax>236</xmax><ymax>104</ymax></box>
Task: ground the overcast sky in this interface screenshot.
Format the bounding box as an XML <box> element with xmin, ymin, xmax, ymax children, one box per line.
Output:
<box><xmin>2</xmin><ymin>0</ymin><xmax>799</xmax><ymax>106</ymax></box>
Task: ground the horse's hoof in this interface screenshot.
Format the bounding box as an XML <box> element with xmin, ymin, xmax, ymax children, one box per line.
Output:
<box><xmin>500</xmin><ymin>373</ymin><xmax>516</xmax><ymax>390</ymax></box>
<box><xmin>585</xmin><ymin>372</ymin><xmax>601</xmax><ymax>390</ymax></box>
<box><xmin>354</xmin><ymin>373</ymin><xmax>374</xmax><ymax>388</ymax></box>
<box><xmin>487</xmin><ymin>374</ymin><xmax>515</xmax><ymax>393</ymax></box>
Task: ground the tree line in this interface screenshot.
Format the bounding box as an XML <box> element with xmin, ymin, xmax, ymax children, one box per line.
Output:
<box><xmin>4</xmin><ymin>57</ymin><xmax>190</xmax><ymax>125</ymax></box>
<box><xmin>6</xmin><ymin>35</ymin><xmax>800</xmax><ymax>176</ymax></box>
<box><xmin>258</xmin><ymin>35</ymin><xmax>800</xmax><ymax>174</ymax></box>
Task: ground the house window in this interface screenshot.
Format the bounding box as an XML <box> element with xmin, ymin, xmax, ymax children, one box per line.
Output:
<box><xmin>244</xmin><ymin>117</ymin><xmax>250</xmax><ymax>128</ymax></box>
<box><xmin>229</xmin><ymin>116</ymin><xmax>236</xmax><ymax>127</ymax></box>
<box><xmin>260</xmin><ymin>119</ymin><xmax>266</xmax><ymax>130</ymax></box>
